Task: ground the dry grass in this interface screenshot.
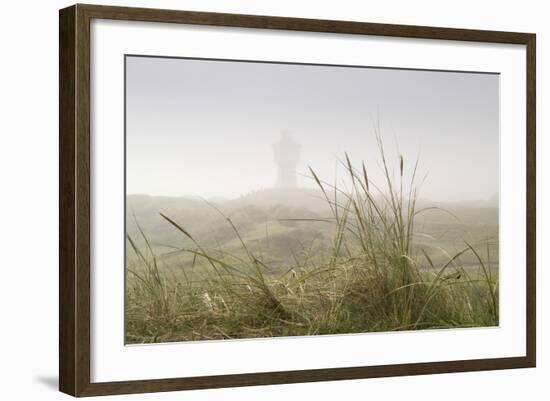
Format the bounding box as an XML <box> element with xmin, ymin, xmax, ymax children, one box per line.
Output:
<box><xmin>125</xmin><ymin>137</ymin><xmax>498</xmax><ymax>344</ymax></box>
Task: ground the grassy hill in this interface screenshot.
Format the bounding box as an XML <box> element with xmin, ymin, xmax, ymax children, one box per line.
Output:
<box><xmin>126</xmin><ymin>189</ymin><xmax>498</xmax><ymax>273</ymax></box>
<box><xmin>125</xmin><ymin>157</ymin><xmax>499</xmax><ymax>344</ymax></box>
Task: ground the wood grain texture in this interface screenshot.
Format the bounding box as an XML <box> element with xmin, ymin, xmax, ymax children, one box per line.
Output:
<box><xmin>59</xmin><ymin>3</ymin><xmax>537</xmax><ymax>397</ymax></box>
<box><xmin>78</xmin><ymin>3</ymin><xmax>533</xmax><ymax>43</ymax></box>
<box><xmin>78</xmin><ymin>356</ymin><xmax>533</xmax><ymax>396</ymax></box>
<box><xmin>59</xmin><ymin>5</ymin><xmax>76</xmax><ymax>396</ymax></box>
<box><xmin>525</xmin><ymin>35</ymin><xmax>536</xmax><ymax>367</ymax></box>
<box><xmin>59</xmin><ymin>4</ymin><xmax>92</xmax><ymax>396</ymax></box>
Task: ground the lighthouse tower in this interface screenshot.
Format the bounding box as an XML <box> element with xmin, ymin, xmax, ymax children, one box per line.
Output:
<box><xmin>273</xmin><ymin>131</ymin><xmax>300</xmax><ymax>188</ymax></box>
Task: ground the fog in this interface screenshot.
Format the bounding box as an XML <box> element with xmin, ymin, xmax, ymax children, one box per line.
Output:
<box><xmin>126</xmin><ymin>55</ymin><xmax>499</xmax><ymax>202</ymax></box>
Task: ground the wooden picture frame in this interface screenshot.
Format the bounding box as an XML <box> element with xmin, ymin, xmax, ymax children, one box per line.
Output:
<box><xmin>59</xmin><ymin>3</ymin><xmax>536</xmax><ymax>397</ymax></box>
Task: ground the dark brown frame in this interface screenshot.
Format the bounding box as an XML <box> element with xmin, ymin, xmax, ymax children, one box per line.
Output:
<box><xmin>59</xmin><ymin>3</ymin><xmax>536</xmax><ymax>397</ymax></box>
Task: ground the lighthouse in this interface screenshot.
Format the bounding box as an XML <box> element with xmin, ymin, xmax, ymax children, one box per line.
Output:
<box><xmin>273</xmin><ymin>131</ymin><xmax>300</xmax><ymax>188</ymax></box>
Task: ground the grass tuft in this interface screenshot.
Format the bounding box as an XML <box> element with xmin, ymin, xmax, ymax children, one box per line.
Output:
<box><xmin>125</xmin><ymin>136</ymin><xmax>498</xmax><ymax>343</ymax></box>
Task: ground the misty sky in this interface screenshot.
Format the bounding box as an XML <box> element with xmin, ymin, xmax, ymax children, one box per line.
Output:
<box><xmin>126</xmin><ymin>56</ymin><xmax>499</xmax><ymax>202</ymax></box>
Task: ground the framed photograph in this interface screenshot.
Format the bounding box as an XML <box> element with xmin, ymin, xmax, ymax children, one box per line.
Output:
<box><xmin>59</xmin><ymin>4</ymin><xmax>536</xmax><ymax>397</ymax></box>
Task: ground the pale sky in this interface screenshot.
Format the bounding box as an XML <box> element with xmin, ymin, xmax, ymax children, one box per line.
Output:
<box><xmin>126</xmin><ymin>55</ymin><xmax>499</xmax><ymax>202</ymax></box>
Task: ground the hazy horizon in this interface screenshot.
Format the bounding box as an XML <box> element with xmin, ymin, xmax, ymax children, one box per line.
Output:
<box><xmin>126</xmin><ymin>56</ymin><xmax>499</xmax><ymax>203</ymax></box>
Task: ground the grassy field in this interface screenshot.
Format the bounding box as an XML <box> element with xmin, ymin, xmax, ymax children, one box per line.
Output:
<box><xmin>125</xmin><ymin>145</ymin><xmax>498</xmax><ymax>344</ymax></box>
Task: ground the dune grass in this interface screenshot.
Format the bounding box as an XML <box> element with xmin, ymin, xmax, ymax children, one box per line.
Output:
<box><xmin>125</xmin><ymin>139</ymin><xmax>499</xmax><ymax>344</ymax></box>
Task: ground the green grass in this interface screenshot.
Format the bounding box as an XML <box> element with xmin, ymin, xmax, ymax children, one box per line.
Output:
<box><xmin>125</xmin><ymin>137</ymin><xmax>499</xmax><ymax>344</ymax></box>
